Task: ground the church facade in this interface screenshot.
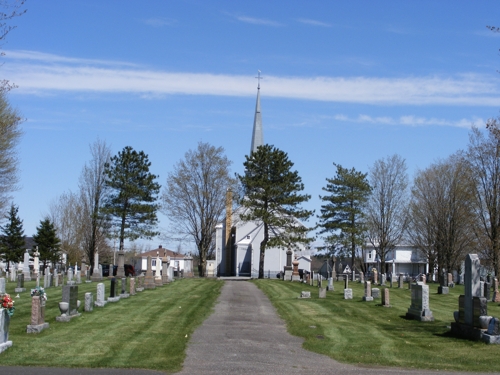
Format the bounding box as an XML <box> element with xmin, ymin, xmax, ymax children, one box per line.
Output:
<box><xmin>214</xmin><ymin>79</ymin><xmax>311</xmax><ymax>278</ymax></box>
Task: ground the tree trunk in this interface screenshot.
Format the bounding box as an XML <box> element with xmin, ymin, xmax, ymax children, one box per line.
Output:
<box><xmin>259</xmin><ymin>223</ymin><xmax>269</xmax><ymax>279</ymax></box>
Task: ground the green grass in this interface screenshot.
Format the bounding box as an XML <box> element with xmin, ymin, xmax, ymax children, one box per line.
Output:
<box><xmin>254</xmin><ymin>279</ymin><xmax>500</xmax><ymax>372</ymax></box>
<box><xmin>1</xmin><ymin>278</ymin><xmax>223</xmax><ymax>372</ymax></box>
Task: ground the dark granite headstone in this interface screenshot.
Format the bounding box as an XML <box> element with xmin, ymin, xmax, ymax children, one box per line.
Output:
<box><xmin>62</xmin><ymin>285</ymin><xmax>78</xmax><ymax>316</ymax></box>
<box><xmin>110</xmin><ymin>278</ymin><xmax>116</xmax><ymax>298</ymax></box>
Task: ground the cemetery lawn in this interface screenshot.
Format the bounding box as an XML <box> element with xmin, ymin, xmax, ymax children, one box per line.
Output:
<box><xmin>254</xmin><ymin>279</ymin><xmax>500</xmax><ymax>372</ymax></box>
<box><xmin>1</xmin><ymin>278</ymin><xmax>223</xmax><ymax>372</ymax></box>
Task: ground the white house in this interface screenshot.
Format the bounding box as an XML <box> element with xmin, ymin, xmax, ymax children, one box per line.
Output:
<box><xmin>364</xmin><ymin>243</ymin><xmax>428</xmax><ymax>276</ymax></box>
<box><xmin>140</xmin><ymin>246</ymin><xmax>193</xmax><ymax>275</ymax></box>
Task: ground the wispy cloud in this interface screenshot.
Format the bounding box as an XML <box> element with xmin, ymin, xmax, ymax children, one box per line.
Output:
<box><xmin>142</xmin><ymin>17</ymin><xmax>177</xmax><ymax>27</ymax></box>
<box><xmin>297</xmin><ymin>18</ymin><xmax>331</xmax><ymax>28</ymax></box>
<box><xmin>228</xmin><ymin>13</ymin><xmax>283</xmax><ymax>27</ymax></box>
<box><xmin>333</xmin><ymin>114</ymin><xmax>485</xmax><ymax>128</ymax></box>
<box><xmin>5</xmin><ymin>50</ymin><xmax>500</xmax><ymax>107</ymax></box>
<box><xmin>6</xmin><ymin>50</ymin><xmax>138</xmax><ymax>67</ymax></box>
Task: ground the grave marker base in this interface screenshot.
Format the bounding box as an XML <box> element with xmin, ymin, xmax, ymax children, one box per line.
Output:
<box><xmin>26</xmin><ymin>322</ymin><xmax>49</xmax><ymax>333</ymax></box>
<box><xmin>14</xmin><ymin>288</ymin><xmax>25</xmax><ymax>293</ymax></box>
<box><xmin>0</xmin><ymin>341</ymin><xmax>12</xmax><ymax>353</ymax></box>
<box><xmin>56</xmin><ymin>313</ymin><xmax>81</xmax><ymax>322</ymax></box>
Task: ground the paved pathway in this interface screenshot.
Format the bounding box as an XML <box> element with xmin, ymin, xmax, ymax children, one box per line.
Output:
<box><xmin>0</xmin><ymin>280</ymin><xmax>493</xmax><ymax>374</ymax></box>
<box><xmin>175</xmin><ymin>280</ymin><xmax>490</xmax><ymax>375</ymax></box>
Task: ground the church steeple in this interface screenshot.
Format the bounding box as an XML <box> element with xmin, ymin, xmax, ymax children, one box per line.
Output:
<box><xmin>250</xmin><ymin>71</ymin><xmax>264</xmax><ymax>154</ymax></box>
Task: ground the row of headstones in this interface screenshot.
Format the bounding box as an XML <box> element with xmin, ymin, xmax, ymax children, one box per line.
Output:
<box><xmin>299</xmin><ymin>278</ymin><xmax>431</xmax><ymax>322</ymax></box>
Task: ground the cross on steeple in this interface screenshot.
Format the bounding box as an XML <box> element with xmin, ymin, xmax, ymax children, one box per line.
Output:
<box><xmin>255</xmin><ymin>70</ymin><xmax>263</xmax><ymax>89</ymax></box>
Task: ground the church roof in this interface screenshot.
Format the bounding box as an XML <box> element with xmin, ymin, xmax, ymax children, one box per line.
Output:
<box><xmin>250</xmin><ymin>73</ymin><xmax>264</xmax><ymax>154</ymax></box>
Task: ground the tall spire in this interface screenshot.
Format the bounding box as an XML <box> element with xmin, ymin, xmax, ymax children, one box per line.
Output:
<box><xmin>250</xmin><ymin>70</ymin><xmax>264</xmax><ymax>154</ymax></box>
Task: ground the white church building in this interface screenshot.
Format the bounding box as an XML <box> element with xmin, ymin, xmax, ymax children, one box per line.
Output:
<box><xmin>214</xmin><ymin>78</ymin><xmax>311</xmax><ymax>278</ymax></box>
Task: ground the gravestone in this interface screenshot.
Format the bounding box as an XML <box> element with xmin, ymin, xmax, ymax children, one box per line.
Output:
<box><xmin>372</xmin><ymin>269</ymin><xmax>378</xmax><ymax>285</ymax></box>
<box><xmin>94</xmin><ymin>283</ymin><xmax>107</xmax><ymax>307</ymax></box>
<box><xmin>91</xmin><ymin>252</ymin><xmax>101</xmax><ymax>282</ymax></box>
<box><xmin>344</xmin><ymin>275</ymin><xmax>349</xmax><ymax>290</ymax></box>
<box><xmin>0</xmin><ymin>308</ymin><xmax>13</xmax><ymax>353</ymax></box>
<box><xmin>372</xmin><ymin>288</ymin><xmax>380</xmax><ymax>299</ymax></box>
<box><xmin>327</xmin><ymin>277</ymin><xmax>333</xmax><ymax>291</ymax></box>
<box><xmin>382</xmin><ymin>288</ymin><xmax>390</xmax><ymax>307</ymax></box>
<box><xmin>108</xmin><ymin>278</ymin><xmax>120</xmax><ymax>302</ymax></box>
<box><xmin>359</xmin><ymin>271</ymin><xmax>364</xmax><ymax>284</ymax></box>
<box><xmin>57</xmin><ymin>285</ymin><xmax>80</xmax><ymax>322</ymax></box>
<box><xmin>299</xmin><ymin>291</ymin><xmax>311</xmax><ymax>299</ymax></box>
<box><xmin>162</xmin><ymin>258</ymin><xmax>169</xmax><ymax>284</ymax></box>
<box><xmin>420</xmin><ymin>274</ymin><xmax>426</xmax><ymax>284</ymax></box>
<box><xmin>136</xmin><ymin>275</ymin><xmax>145</xmax><ymax>292</ymax></box>
<box><xmin>438</xmin><ymin>270</ymin><xmax>447</xmax><ymax>290</ymax></box>
<box><xmin>15</xmin><ymin>274</ymin><xmax>25</xmax><ymax>293</ymax></box>
<box><xmin>67</xmin><ymin>267</ymin><xmax>74</xmax><ymax>286</ymax></box>
<box><xmin>380</xmin><ymin>274</ymin><xmax>386</xmax><ymax>286</ymax></box>
<box><xmin>398</xmin><ymin>274</ymin><xmax>404</xmax><ymax>288</ymax></box>
<box><xmin>319</xmin><ymin>287</ymin><xmax>326</xmax><ymax>298</ymax></box>
<box><xmin>291</xmin><ymin>255</ymin><xmax>301</xmax><ymax>282</ymax></box>
<box><xmin>22</xmin><ymin>249</ymin><xmax>31</xmax><ymax>281</ymax></box>
<box><xmin>154</xmin><ymin>252</ymin><xmax>163</xmax><ymax>286</ymax></box>
<box><xmin>389</xmin><ymin>273</ymin><xmax>393</xmax><ymax>288</ymax></box>
<box><xmin>493</xmin><ymin>278</ymin><xmax>500</xmax><ymax>303</ymax></box>
<box><xmin>344</xmin><ymin>288</ymin><xmax>353</xmax><ymax>300</ymax></box>
<box><xmin>363</xmin><ymin>281</ymin><xmax>373</xmax><ymax>301</ymax></box>
<box><xmin>485</xmin><ymin>281</ymin><xmax>491</xmax><ymax>301</ymax></box>
<box><xmin>451</xmin><ymin>254</ymin><xmax>492</xmax><ymax>342</ymax></box>
<box><xmin>0</xmin><ymin>278</ymin><xmax>5</xmax><ymax>294</ymax></box>
<box><xmin>84</xmin><ymin>292</ymin><xmax>93</xmax><ymax>312</ymax></box>
<box><xmin>144</xmin><ymin>256</ymin><xmax>156</xmax><ymax>290</ymax></box>
<box><xmin>480</xmin><ymin>281</ymin><xmax>485</xmax><ymax>298</ymax></box>
<box><xmin>448</xmin><ymin>273</ymin><xmax>455</xmax><ymax>288</ymax></box>
<box><xmin>309</xmin><ymin>271</ymin><xmax>314</xmax><ymax>286</ymax></box>
<box><xmin>129</xmin><ymin>277</ymin><xmax>136</xmax><ymax>295</ymax></box>
<box><xmin>116</xmin><ymin>251</ymin><xmax>125</xmax><ymax>278</ymax></box>
<box><xmin>406</xmin><ymin>282</ymin><xmax>434</xmax><ymax>321</ymax></box>
<box><xmin>120</xmin><ymin>277</ymin><xmax>129</xmax><ymax>298</ymax></box>
<box><xmin>284</xmin><ymin>249</ymin><xmax>293</xmax><ymax>281</ymax></box>
<box><xmin>26</xmin><ymin>295</ymin><xmax>49</xmax><ymax>333</ymax></box>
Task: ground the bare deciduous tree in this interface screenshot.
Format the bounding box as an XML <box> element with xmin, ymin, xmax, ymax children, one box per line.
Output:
<box><xmin>161</xmin><ymin>142</ymin><xmax>237</xmax><ymax>277</ymax></box>
<box><xmin>49</xmin><ymin>140</ymin><xmax>113</xmax><ymax>269</ymax></box>
<box><xmin>0</xmin><ymin>92</ymin><xmax>22</xmax><ymax>214</ymax></box>
<box><xmin>409</xmin><ymin>155</ymin><xmax>476</xmax><ymax>277</ymax></box>
<box><xmin>366</xmin><ymin>154</ymin><xmax>410</xmax><ymax>273</ymax></box>
<box><xmin>466</xmin><ymin>122</ymin><xmax>500</xmax><ymax>276</ymax></box>
<box><xmin>79</xmin><ymin>139</ymin><xmax>112</xmax><ymax>271</ymax></box>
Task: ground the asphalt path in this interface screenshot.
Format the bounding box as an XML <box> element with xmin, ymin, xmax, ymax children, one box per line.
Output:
<box><xmin>0</xmin><ymin>280</ymin><xmax>494</xmax><ymax>374</ymax></box>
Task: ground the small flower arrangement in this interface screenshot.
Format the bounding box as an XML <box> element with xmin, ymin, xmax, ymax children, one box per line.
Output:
<box><xmin>0</xmin><ymin>293</ymin><xmax>15</xmax><ymax>317</ymax></box>
<box><xmin>30</xmin><ymin>286</ymin><xmax>47</xmax><ymax>302</ymax></box>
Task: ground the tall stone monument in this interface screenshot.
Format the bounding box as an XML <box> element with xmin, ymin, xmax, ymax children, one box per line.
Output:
<box><xmin>22</xmin><ymin>249</ymin><xmax>31</xmax><ymax>281</ymax></box>
<box><xmin>116</xmin><ymin>251</ymin><xmax>125</xmax><ymax>278</ymax></box>
<box><xmin>451</xmin><ymin>254</ymin><xmax>489</xmax><ymax>341</ymax></box>
<box><xmin>91</xmin><ymin>251</ymin><xmax>102</xmax><ymax>282</ymax></box>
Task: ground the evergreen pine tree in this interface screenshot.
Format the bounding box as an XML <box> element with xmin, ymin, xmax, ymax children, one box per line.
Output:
<box><xmin>33</xmin><ymin>218</ymin><xmax>61</xmax><ymax>270</ymax></box>
<box><xmin>102</xmin><ymin>146</ymin><xmax>161</xmax><ymax>253</ymax></box>
<box><xmin>0</xmin><ymin>203</ymin><xmax>25</xmax><ymax>272</ymax></box>
<box><xmin>237</xmin><ymin>145</ymin><xmax>313</xmax><ymax>279</ymax></box>
<box><xmin>318</xmin><ymin>164</ymin><xmax>371</xmax><ymax>268</ymax></box>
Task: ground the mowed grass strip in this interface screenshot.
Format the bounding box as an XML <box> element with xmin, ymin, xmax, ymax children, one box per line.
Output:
<box><xmin>1</xmin><ymin>278</ymin><xmax>223</xmax><ymax>372</ymax></box>
<box><xmin>254</xmin><ymin>279</ymin><xmax>500</xmax><ymax>372</ymax></box>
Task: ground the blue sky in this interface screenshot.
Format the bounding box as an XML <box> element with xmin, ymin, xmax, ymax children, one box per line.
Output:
<box><xmin>4</xmin><ymin>1</ymin><xmax>500</xmax><ymax>252</ymax></box>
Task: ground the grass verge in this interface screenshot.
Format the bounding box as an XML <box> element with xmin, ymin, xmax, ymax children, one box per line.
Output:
<box><xmin>254</xmin><ymin>279</ymin><xmax>500</xmax><ymax>372</ymax></box>
<box><xmin>1</xmin><ymin>278</ymin><xmax>223</xmax><ymax>372</ymax></box>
